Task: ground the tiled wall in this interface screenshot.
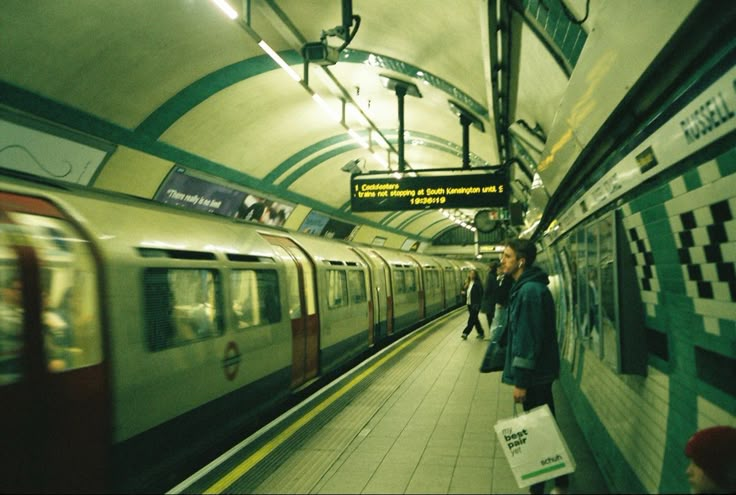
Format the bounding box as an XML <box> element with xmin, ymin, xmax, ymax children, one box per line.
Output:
<box><xmin>560</xmin><ymin>145</ymin><xmax>736</xmax><ymax>494</ymax></box>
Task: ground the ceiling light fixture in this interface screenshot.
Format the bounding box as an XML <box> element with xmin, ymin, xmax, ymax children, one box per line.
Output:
<box><xmin>211</xmin><ymin>0</ymin><xmax>238</xmax><ymax>19</ymax></box>
<box><xmin>258</xmin><ymin>40</ymin><xmax>301</xmax><ymax>82</ymax></box>
<box><xmin>311</xmin><ymin>93</ymin><xmax>341</xmax><ymax>123</ymax></box>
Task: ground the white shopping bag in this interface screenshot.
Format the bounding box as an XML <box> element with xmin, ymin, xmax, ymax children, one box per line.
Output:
<box><xmin>494</xmin><ymin>404</ymin><xmax>576</xmax><ymax>488</ymax></box>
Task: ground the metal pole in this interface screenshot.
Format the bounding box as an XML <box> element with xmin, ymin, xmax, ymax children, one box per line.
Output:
<box><xmin>396</xmin><ymin>84</ymin><xmax>407</xmax><ymax>173</ymax></box>
<box><xmin>460</xmin><ymin>114</ymin><xmax>471</xmax><ymax>169</ymax></box>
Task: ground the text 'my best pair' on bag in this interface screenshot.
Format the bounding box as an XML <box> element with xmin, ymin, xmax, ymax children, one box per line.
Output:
<box><xmin>494</xmin><ymin>403</ymin><xmax>576</xmax><ymax>488</ymax></box>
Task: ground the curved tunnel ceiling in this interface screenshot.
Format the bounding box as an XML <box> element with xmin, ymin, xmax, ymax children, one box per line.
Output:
<box><xmin>0</xmin><ymin>0</ymin><xmax>702</xmax><ymax>246</ymax></box>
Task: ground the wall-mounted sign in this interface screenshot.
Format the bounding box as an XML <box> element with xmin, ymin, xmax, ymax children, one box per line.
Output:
<box><xmin>155</xmin><ymin>168</ymin><xmax>246</xmax><ymax>216</ymax></box>
<box><xmin>154</xmin><ymin>167</ymin><xmax>294</xmax><ymax>226</ymax></box>
<box><xmin>350</xmin><ymin>170</ymin><xmax>508</xmax><ymax>212</ymax></box>
<box><xmin>298</xmin><ymin>210</ymin><xmax>357</xmax><ymax>240</ymax></box>
<box><xmin>0</xmin><ymin>115</ymin><xmax>110</xmax><ymax>185</ymax></box>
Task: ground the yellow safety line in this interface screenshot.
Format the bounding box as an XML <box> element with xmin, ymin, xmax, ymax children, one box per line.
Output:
<box><xmin>205</xmin><ymin>320</ymin><xmax>441</xmax><ymax>494</ymax></box>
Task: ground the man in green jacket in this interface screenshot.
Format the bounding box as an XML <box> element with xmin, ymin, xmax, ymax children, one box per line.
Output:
<box><xmin>500</xmin><ymin>238</ymin><xmax>568</xmax><ymax>495</ymax></box>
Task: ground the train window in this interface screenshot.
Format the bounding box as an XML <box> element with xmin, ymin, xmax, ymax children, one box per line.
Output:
<box><xmin>405</xmin><ymin>269</ymin><xmax>417</xmax><ymax>292</ymax></box>
<box><xmin>347</xmin><ymin>270</ymin><xmax>366</xmax><ymax>304</ymax></box>
<box><xmin>0</xmin><ymin>261</ymin><xmax>22</xmax><ymax>384</ymax></box>
<box><xmin>230</xmin><ymin>269</ymin><xmax>281</xmax><ymax>329</ymax></box>
<box><xmin>393</xmin><ymin>270</ymin><xmax>406</xmax><ymax>294</ymax></box>
<box><xmin>143</xmin><ymin>268</ymin><xmax>223</xmax><ymax>351</ymax></box>
<box><xmin>6</xmin><ymin>213</ymin><xmax>103</xmax><ymax>374</ymax></box>
<box><xmin>327</xmin><ymin>269</ymin><xmax>348</xmax><ymax>308</ymax></box>
<box><xmin>425</xmin><ymin>269</ymin><xmax>439</xmax><ymax>290</ymax></box>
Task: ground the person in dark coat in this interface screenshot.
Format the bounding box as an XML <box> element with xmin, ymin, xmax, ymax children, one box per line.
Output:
<box><xmin>499</xmin><ymin>238</ymin><xmax>568</xmax><ymax>495</ymax></box>
<box><xmin>460</xmin><ymin>269</ymin><xmax>485</xmax><ymax>340</ymax></box>
<box><xmin>480</xmin><ymin>261</ymin><xmax>500</xmax><ymax>331</ymax></box>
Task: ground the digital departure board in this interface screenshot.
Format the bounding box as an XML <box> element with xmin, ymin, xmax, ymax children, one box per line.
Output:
<box><xmin>350</xmin><ymin>171</ymin><xmax>508</xmax><ymax>212</ymax></box>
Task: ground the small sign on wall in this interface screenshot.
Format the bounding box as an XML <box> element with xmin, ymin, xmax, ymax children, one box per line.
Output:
<box><xmin>0</xmin><ymin>116</ymin><xmax>109</xmax><ymax>185</ymax></box>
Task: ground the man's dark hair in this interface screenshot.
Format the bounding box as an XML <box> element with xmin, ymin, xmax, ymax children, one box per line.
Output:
<box><xmin>505</xmin><ymin>238</ymin><xmax>537</xmax><ymax>267</ymax></box>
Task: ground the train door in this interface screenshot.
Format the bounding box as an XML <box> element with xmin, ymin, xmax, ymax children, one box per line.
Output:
<box><xmin>407</xmin><ymin>256</ymin><xmax>426</xmax><ymax>321</ymax></box>
<box><xmin>351</xmin><ymin>248</ymin><xmax>385</xmax><ymax>345</ymax></box>
<box><xmin>369</xmin><ymin>250</ymin><xmax>394</xmax><ymax>335</ymax></box>
<box><xmin>0</xmin><ymin>193</ymin><xmax>109</xmax><ymax>492</ymax></box>
<box><xmin>260</xmin><ymin>234</ymin><xmax>319</xmax><ymax>388</ymax></box>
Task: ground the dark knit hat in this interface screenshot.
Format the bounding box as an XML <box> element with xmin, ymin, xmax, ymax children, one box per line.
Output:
<box><xmin>685</xmin><ymin>426</ymin><xmax>736</xmax><ymax>490</ymax></box>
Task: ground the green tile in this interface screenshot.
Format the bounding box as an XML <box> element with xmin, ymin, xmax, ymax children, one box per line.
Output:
<box><xmin>631</xmin><ymin>186</ymin><xmax>672</xmax><ymax>213</ymax></box>
<box><xmin>683</xmin><ymin>168</ymin><xmax>703</xmax><ymax>191</ymax></box>
<box><xmin>715</xmin><ymin>147</ymin><xmax>736</xmax><ymax>176</ymax></box>
<box><xmin>719</xmin><ymin>318</ymin><xmax>736</xmax><ymax>339</ymax></box>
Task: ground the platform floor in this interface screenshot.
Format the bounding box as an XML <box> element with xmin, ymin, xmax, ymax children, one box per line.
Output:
<box><xmin>168</xmin><ymin>308</ymin><xmax>609</xmax><ymax>494</ymax></box>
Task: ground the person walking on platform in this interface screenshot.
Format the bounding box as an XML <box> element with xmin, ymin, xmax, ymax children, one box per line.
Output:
<box><xmin>500</xmin><ymin>238</ymin><xmax>569</xmax><ymax>495</ymax></box>
<box><xmin>460</xmin><ymin>269</ymin><xmax>485</xmax><ymax>340</ymax></box>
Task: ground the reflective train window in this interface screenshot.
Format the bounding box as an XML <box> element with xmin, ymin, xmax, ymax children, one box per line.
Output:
<box><xmin>425</xmin><ymin>268</ymin><xmax>440</xmax><ymax>290</ymax></box>
<box><xmin>327</xmin><ymin>269</ymin><xmax>348</xmax><ymax>308</ymax></box>
<box><xmin>393</xmin><ymin>270</ymin><xmax>406</xmax><ymax>294</ymax></box>
<box><xmin>405</xmin><ymin>268</ymin><xmax>417</xmax><ymax>292</ymax></box>
<box><xmin>143</xmin><ymin>268</ymin><xmax>223</xmax><ymax>351</ymax></box>
<box><xmin>347</xmin><ymin>270</ymin><xmax>366</xmax><ymax>304</ymax></box>
<box><xmin>230</xmin><ymin>269</ymin><xmax>281</xmax><ymax>328</ymax></box>
<box><xmin>0</xmin><ymin>242</ymin><xmax>22</xmax><ymax>384</ymax></box>
<box><xmin>6</xmin><ymin>212</ymin><xmax>103</xmax><ymax>374</ymax></box>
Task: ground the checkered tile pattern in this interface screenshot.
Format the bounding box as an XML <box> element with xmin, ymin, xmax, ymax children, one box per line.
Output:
<box><xmin>621</xmin><ymin>210</ymin><xmax>661</xmax><ymax>319</ymax></box>
<box><xmin>665</xmin><ymin>159</ymin><xmax>736</xmax><ymax>330</ymax></box>
<box><xmin>629</xmin><ymin>225</ymin><xmax>657</xmax><ymax>292</ymax></box>
<box><xmin>676</xmin><ymin>199</ymin><xmax>736</xmax><ymax>302</ymax></box>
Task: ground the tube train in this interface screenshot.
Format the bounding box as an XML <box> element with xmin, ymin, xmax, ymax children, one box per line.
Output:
<box><xmin>0</xmin><ymin>173</ymin><xmax>488</xmax><ymax>493</ymax></box>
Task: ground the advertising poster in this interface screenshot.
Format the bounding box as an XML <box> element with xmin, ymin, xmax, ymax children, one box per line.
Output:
<box><xmin>154</xmin><ymin>168</ymin><xmax>246</xmax><ymax>216</ymax></box>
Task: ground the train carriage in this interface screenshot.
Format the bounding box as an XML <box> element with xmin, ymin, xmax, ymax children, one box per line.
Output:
<box><xmin>407</xmin><ymin>252</ymin><xmax>446</xmax><ymax>319</ymax></box>
<box><xmin>278</xmin><ymin>232</ymin><xmax>372</xmax><ymax>377</ymax></box>
<box><xmin>0</xmin><ymin>174</ymin><xmax>471</xmax><ymax>492</ymax></box>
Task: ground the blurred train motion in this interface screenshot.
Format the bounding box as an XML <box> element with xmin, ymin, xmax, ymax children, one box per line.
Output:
<box><xmin>0</xmin><ymin>174</ymin><xmax>488</xmax><ymax>493</ymax></box>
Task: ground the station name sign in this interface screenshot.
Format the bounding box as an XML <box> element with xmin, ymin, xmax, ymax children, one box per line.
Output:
<box><xmin>351</xmin><ymin>170</ymin><xmax>508</xmax><ymax>212</ymax></box>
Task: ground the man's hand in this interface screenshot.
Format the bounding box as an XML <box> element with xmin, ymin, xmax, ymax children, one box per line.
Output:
<box><xmin>513</xmin><ymin>386</ymin><xmax>527</xmax><ymax>403</ymax></box>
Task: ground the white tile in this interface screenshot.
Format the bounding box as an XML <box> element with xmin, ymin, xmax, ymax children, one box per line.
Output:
<box><xmin>701</xmin><ymin>263</ymin><xmax>718</xmax><ymax>281</ymax></box>
<box><xmin>692</xmin><ymin>226</ymin><xmax>710</xmax><ymax>246</ymax></box>
<box><xmin>642</xmin><ymin>291</ymin><xmax>659</xmax><ymax>304</ymax></box>
<box><xmin>669</xmin><ymin>176</ymin><xmax>687</xmax><ymax>197</ymax></box>
<box><xmin>697</xmin><ymin>397</ymin><xmax>736</xmax><ymax>428</ymax></box>
<box><xmin>694</xmin><ymin>298</ymin><xmax>736</xmax><ymax>319</ymax></box>
<box><xmin>685</xmin><ymin>280</ymin><xmax>698</xmax><ymax>298</ymax></box>
<box><xmin>646</xmin><ymin>303</ymin><xmax>657</xmax><ymax>317</ymax></box>
<box><xmin>722</xmin><ymin>242</ymin><xmax>736</xmax><ymax>262</ymax></box>
<box><xmin>725</xmin><ymin>219</ymin><xmax>736</xmax><ymax>241</ymax></box>
<box><xmin>706</xmin><ymin>173</ymin><xmax>736</xmax><ymax>203</ymax></box>
<box><xmin>665</xmin><ymin>191</ymin><xmax>697</xmax><ymax>216</ymax></box>
<box><xmin>697</xmin><ymin>160</ymin><xmax>721</xmax><ymax>184</ymax></box>
<box><xmin>694</xmin><ymin>204</ymin><xmax>714</xmax><ymax>227</ymax></box>
<box><xmin>703</xmin><ymin>316</ymin><xmax>721</xmax><ymax>336</ymax></box>
<box><xmin>713</xmin><ymin>282</ymin><xmax>732</xmax><ymax>302</ymax></box>
<box><xmin>690</xmin><ymin>248</ymin><xmax>706</xmax><ymax>264</ymax></box>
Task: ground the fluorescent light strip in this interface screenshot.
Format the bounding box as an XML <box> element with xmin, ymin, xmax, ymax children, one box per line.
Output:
<box><xmin>347</xmin><ymin>103</ymin><xmax>370</xmax><ymax>127</ymax></box>
<box><xmin>372</xmin><ymin>152</ymin><xmax>388</xmax><ymax>169</ymax></box>
<box><xmin>348</xmin><ymin>129</ymin><xmax>369</xmax><ymax>149</ymax></box>
<box><xmin>311</xmin><ymin>94</ymin><xmax>341</xmax><ymax>122</ymax></box>
<box><xmin>258</xmin><ymin>40</ymin><xmax>302</xmax><ymax>82</ymax></box>
<box><xmin>211</xmin><ymin>0</ymin><xmax>238</xmax><ymax>19</ymax></box>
